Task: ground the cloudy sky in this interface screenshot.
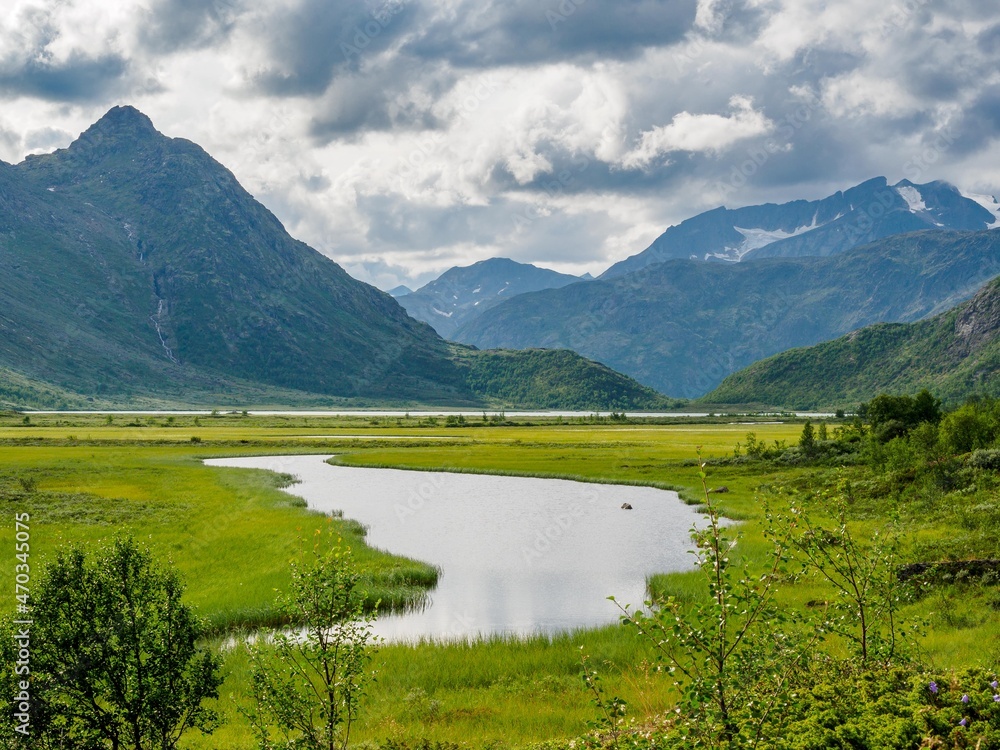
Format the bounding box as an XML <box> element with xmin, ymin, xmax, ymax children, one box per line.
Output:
<box><xmin>2</xmin><ymin>0</ymin><xmax>999</xmax><ymax>289</ymax></box>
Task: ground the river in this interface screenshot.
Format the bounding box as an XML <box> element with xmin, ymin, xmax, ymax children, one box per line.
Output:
<box><xmin>206</xmin><ymin>454</ymin><xmax>709</xmax><ymax>641</ymax></box>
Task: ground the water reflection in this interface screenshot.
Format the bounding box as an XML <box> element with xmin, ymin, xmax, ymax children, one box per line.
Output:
<box><xmin>206</xmin><ymin>455</ymin><xmax>707</xmax><ymax>641</ymax></box>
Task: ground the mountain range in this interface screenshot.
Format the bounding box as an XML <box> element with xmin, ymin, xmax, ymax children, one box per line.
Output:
<box><xmin>454</xmin><ymin>230</ymin><xmax>1000</xmax><ymax>398</ymax></box>
<box><xmin>703</xmin><ymin>274</ymin><xmax>1000</xmax><ymax>409</ymax></box>
<box><xmin>0</xmin><ymin>106</ymin><xmax>668</xmax><ymax>410</ymax></box>
<box><xmin>6</xmin><ymin>106</ymin><xmax>999</xmax><ymax>410</ymax></box>
<box><xmin>398</xmin><ymin>258</ymin><xmax>581</xmax><ymax>338</ymax></box>
<box><xmin>601</xmin><ymin>177</ymin><xmax>1000</xmax><ymax>278</ymax></box>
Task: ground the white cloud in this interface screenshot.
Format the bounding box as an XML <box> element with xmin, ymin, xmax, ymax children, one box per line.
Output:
<box><xmin>821</xmin><ymin>71</ymin><xmax>923</xmax><ymax>119</ymax></box>
<box><xmin>0</xmin><ymin>0</ymin><xmax>999</xmax><ymax>290</ymax></box>
<box><xmin>694</xmin><ymin>0</ymin><xmax>727</xmax><ymax>33</ymax></box>
<box><xmin>620</xmin><ymin>95</ymin><xmax>773</xmax><ymax>168</ymax></box>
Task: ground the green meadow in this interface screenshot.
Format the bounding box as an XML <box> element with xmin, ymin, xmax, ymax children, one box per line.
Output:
<box><xmin>1</xmin><ymin>411</ymin><xmax>997</xmax><ymax>748</ymax></box>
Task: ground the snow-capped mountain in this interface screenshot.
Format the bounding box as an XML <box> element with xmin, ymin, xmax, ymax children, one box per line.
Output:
<box><xmin>601</xmin><ymin>177</ymin><xmax>999</xmax><ymax>278</ymax></box>
<box><xmin>398</xmin><ymin>258</ymin><xmax>581</xmax><ymax>339</ymax></box>
<box><xmin>457</xmin><ymin>230</ymin><xmax>1000</xmax><ymax>398</ymax></box>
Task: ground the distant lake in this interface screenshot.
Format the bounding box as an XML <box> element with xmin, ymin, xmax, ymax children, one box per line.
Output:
<box><xmin>38</xmin><ymin>409</ymin><xmax>712</xmax><ymax>417</ymax></box>
<box><xmin>206</xmin><ymin>455</ymin><xmax>709</xmax><ymax>641</ymax></box>
<box><xmin>31</xmin><ymin>409</ymin><xmax>835</xmax><ymax>417</ymax></box>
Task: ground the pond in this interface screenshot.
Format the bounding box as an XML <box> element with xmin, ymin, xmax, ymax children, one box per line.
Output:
<box><xmin>205</xmin><ymin>455</ymin><xmax>709</xmax><ymax>641</ymax></box>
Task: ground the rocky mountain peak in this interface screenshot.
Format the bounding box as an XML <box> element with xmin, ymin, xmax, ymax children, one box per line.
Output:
<box><xmin>84</xmin><ymin>105</ymin><xmax>159</xmax><ymax>140</ymax></box>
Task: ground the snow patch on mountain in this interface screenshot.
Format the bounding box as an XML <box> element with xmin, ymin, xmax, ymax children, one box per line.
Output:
<box><xmin>961</xmin><ymin>190</ymin><xmax>1000</xmax><ymax>228</ymax></box>
<box><xmin>895</xmin><ymin>185</ymin><xmax>927</xmax><ymax>213</ymax></box>
<box><xmin>707</xmin><ymin>220</ymin><xmax>821</xmax><ymax>262</ymax></box>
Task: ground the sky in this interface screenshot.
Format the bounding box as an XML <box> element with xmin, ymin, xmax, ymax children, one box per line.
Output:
<box><xmin>1</xmin><ymin>0</ymin><xmax>999</xmax><ymax>290</ymax></box>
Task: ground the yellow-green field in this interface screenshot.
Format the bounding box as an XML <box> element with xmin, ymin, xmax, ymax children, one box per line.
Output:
<box><xmin>1</xmin><ymin>412</ymin><xmax>996</xmax><ymax>749</ymax></box>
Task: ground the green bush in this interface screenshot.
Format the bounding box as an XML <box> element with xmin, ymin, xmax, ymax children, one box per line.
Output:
<box><xmin>779</xmin><ymin>667</ymin><xmax>1000</xmax><ymax>750</ymax></box>
<box><xmin>969</xmin><ymin>449</ymin><xmax>1000</xmax><ymax>471</ymax></box>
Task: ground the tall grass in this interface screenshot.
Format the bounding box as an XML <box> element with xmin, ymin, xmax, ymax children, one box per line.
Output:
<box><xmin>193</xmin><ymin>624</ymin><xmax>674</xmax><ymax>750</ymax></box>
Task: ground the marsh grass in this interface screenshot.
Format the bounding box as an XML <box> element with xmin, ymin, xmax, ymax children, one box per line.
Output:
<box><xmin>4</xmin><ymin>415</ymin><xmax>1000</xmax><ymax>747</ymax></box>
<box><xmin>0</xmin><ymin>444</ymin><xmax>441</xmax><ymax>636</ymax></box>
<box><xmin>195</xmin><ymin>624</ymin><xmax>675</xmax><ymax>750</ymax></box>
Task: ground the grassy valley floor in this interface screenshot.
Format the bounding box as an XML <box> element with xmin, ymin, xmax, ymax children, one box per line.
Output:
<box><xmin>1</xmin><ymin>412</ymin><xmax>997</xmax><ymax>748</ymax></box>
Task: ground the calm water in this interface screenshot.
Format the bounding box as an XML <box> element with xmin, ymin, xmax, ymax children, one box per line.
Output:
<box><xmin>36</xmin><ymin>409</ymin><xmax>712</xmax><ymax>417</ymax></box>
<box><xmin>206</xmin><ymin>455</ymin><xmax>708</xmax><ymax>641</ymax></box>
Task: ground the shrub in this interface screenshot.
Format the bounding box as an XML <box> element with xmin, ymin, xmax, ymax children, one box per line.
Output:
<box><xmin>969</xmin><ymin>449</ymin><xmax>1000</xmax><ymax>471</ymax></box>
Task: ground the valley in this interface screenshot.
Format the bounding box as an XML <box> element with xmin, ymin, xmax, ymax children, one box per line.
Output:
<box><xmin>3</xmin><ymin>410</ymin><xmax>999</xmax><ymax>747</ymax></box>
<box><xmin>2</xmin><ymin>106</ymin><xmax>1000</xmax><ymax>749</ymax></box>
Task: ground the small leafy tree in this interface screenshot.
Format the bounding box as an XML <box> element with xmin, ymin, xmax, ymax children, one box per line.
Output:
<box><xmin>788</xmin><ymin>494</ymin><xmax>913</xmax><ymax>666</ymax></box>
<box><xmin>861</xmin><ymin>390</ymin><xmax>942</xmax><ymax>443</ymax></box>
<box><xmin>580</xmin><ymin>652</ymin><xmax>629</xmax><ymax>750</ymax></box>
<box><xmin>911</xmin><ymin>389</ymin><xmax>943</xmax><ymax>425</ymax></box>
<box><xmin>614</xmin><ymin>453</ymin><xmax>813</xmax><ymax>748</ymax></box>
<box><xmin>26</xmin><ymin>537</ymin><xmax>222</xmax><ymax>749</ymax></box>
<box><xmin>243</xmin><ymin>525</ymin><xmax>378</xmax><ymax>750</ymax></box>
<box><xmin>799</xmin><ymin>421</ymin><xmax>816</xmax><ymax>456</ymax></box>
<box><xmin>938</xmin><ymin>399</ymin><xmax>1000</xmax><ymax>454</ymax></box>
<box><xmin>745</xmin><ymin>431</ymin><xmax>766</xmax><ymax>459</ymax></box>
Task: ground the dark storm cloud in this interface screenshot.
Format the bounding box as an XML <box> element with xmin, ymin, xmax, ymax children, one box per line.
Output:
<box><xmin>977</xmin><ymin>23</ymin><xmax>1000</xmax><ymax>55</ymax></box>
<box><xmin>252</xmin><ymin>0</ymin><xmax>698</xmax><ymax>135</ymax></box>
<box><xmin>787</xmin><ymin>47</ymin><xmax>862</xmax><ymax>84</ymax></box>
<box><xmin>253</xmin><ymin>0</ymin><xmax>421</xmax><ymax>96</ymax></box>
<box><xmin>0</xmin><ymin>53</ymin><xmax>127</xmax><ymax>102</ymax></box>
<box><xmin>359</xmin><ymin>193</ymin><xmax>496</xmax><ymax>249</ymax></box>
<box><xmin>307</xmin><ymin>63</ymin><xmax>451</xmax><ymax>140</ymax></box>
<box><xmin>406</xmin><ymin>0</ymin><xmax>698</xmax><ymax>67</ymax></box>
<box><xmin>139</xmin><ymin>0</ymin><xmax>245</xmax><ymax>53</ymax></box>
<box><xmin>489</xmin><ymin>147</ymin><xmax>698</xmax><ymax>197</ymax></box>
<box><xmin>309</xmin><ymin>96</ymin><xmax>439</xmax><ymax>137</ymax></box>
<box><xmin>890</xmin><ymin>24</ymin><xmax>989</xmax><ymax>104</ymax></box>
<box><xmin>701</xmin><ymin>0</ymin><xmax>770</xmax><ymax>43</ymax></box>
<box><xmin>948</xmin><ymin>85</ymin><xmax>1000</xmax><ymax>156</ymax></box>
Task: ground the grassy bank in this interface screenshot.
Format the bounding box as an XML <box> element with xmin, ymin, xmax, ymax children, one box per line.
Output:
<box><xmin>0</xmin><ymin>443</ymin><xmax>439</xmax><ymax>632</ymax></box>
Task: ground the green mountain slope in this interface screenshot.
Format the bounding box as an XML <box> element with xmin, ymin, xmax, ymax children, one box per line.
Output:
<box><xmin>0</xmin><ymin>367</ymin><xmax>94</xmax><ymax>410</ymax></box>
<box><xmin>0</xmin><ymin>157</ymin><xmax>183</xmax><ymax>399</ymax></box>
<box><xmin>703</xmin><ymin>275</ymin><xmax>1000</xmax><ymax>409</ymax></box>
<box><xmin>456</xmin><ymin>231</ymin><xmax>1000</xmax><ymax>398</ymax></box>
<box><xmin>450</xmin><ymin>346</ymin><xmax>679</xmax><ymax>410</ymax></box>
<box><xmin>1</xmin><ymin>107</ymin><xmax>678</xmax><ymax>411</ymax></box>
<box><xmin>8</xmin><ymin>106</ymin><xmax>471</xmax><ymax>403</ymax></box>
